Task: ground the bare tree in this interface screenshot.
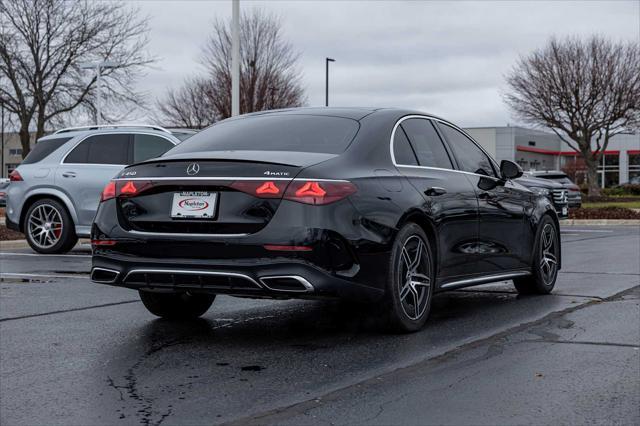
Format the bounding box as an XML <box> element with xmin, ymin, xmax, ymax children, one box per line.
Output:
<box><xmin>0</xmin><ymin>0</ymin><xmax>154</xmax><ymax>158</ymax></box>
<box><xmin>156</xmin><ymin>77</ymin><xmax>216</xmax><ymax>129</ymax></box>
<box><xmin>504</xmin><ymin>36</ymin><xmax>640</xmax><ymax>196</ymax></box>
<box><xmin>157</xmin><ymin>9</ymin><xmax>305</xmax><ymax>128</ymax></box>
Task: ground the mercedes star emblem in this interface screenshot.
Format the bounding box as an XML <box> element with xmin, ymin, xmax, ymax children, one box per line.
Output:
<box><xmin>186</xmin><ymin>163</ymin><xmax>200</xmax><ymax>176</ymax></box>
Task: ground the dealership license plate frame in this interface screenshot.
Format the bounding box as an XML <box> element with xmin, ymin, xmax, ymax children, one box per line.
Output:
<box><xmin>170</xmin><ymin>191</ymin><xmax>217</xmax><ymax>219</ymax></box>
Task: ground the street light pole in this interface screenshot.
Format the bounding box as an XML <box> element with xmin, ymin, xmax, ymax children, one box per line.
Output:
<box><xmin>1</xmin><ymin>105</ymin><xmax>4</xmax><ymax>178</ymax></box>
<box><xmin>231</xmin><ymin>0</ymin><xmax>240</xmax><ymax>117</ymax></box>
<box><xmin>325</xmin><ymin>58</ymin><xmax>335</xmax><ymax>107</ymax></box>
<box><xmin>96</xmin><ymin>67</ymin><xmax>102</xmax><ymax>125</ymax></box>
<box><xmin>80</xmin><ymin>61</ymin><xmax>118</xmax><ymax>124</ymax></box>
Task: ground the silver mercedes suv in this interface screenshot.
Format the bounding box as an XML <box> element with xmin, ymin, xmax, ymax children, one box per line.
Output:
<box><xmin>5</xmin><ymin>125</ymin><xmax>194</xmax><ymax>254</ymax></box>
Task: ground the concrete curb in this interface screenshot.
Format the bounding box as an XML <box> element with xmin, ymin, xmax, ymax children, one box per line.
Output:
<box><xmin>0</xmin><ymin>239</ymin><xmax>29</xmax><ymax>249</ymax></box>
<box><xmin>561</xmin><ymin>219</ymin><xmax>640</xmax><ymax>226</ymax></box>
<box><xmin>0</xmin><ymin>239</ymin><xmax>91</xmax><ymax>251</ymax></box>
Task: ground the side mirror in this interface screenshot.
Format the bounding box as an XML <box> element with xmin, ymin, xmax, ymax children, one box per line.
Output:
<box><xmin>500</xmin><ymin>160</ymin><xmax>523</xmax><ymax>180</ymax></box>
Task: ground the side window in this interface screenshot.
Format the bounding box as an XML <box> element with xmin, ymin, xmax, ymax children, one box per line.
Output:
<box><xmin>22</xmin><ymin>137</ymin><xmax>72</xmax><ymax>164</ymax></box>
<box><xmin>64</xmin><ymin>134</ymin><xmax>130</xmax><ymax>165</ymax></box>
<box><xmin>438</xmin><ymin>123</ymin><xmax>497</xmax><ymax>177</ymax></box>
<box><xmin>393</xmin><ymin>126</ymin><xmax>418</xmax><ymax>166</ymax></box>
<box><xmin>133</xmin><ymin>134</ymin><xmax>175</xmax><ymax>163</ymax></box>
<box><xmin>400</xmin><ymin>118</ymin><xmax>453</xmax><ymax>169</ymax></box>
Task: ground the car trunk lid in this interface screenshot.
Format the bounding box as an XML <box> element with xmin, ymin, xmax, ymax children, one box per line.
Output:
<box><xmin>112</xmin><ymin>152</ymin><xmax>335</xmax><ymax>235</ymax></box>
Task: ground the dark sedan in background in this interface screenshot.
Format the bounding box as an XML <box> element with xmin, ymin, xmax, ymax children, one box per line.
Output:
<box><xmin>528</xmin><ymin>170</ymin><xmax>582</xmax><ymax>208</ymax></box>
<box><xmin>91</xmin><ymin>108</ymin><xmax>561</xmax><ymax>332</ymax></box>
<box><xmin>517</xmin><ymin>174</ymin><xmax>569</xmax><ymax>218</ymax></box>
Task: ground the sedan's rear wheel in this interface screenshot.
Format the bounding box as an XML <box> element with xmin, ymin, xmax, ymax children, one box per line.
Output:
<box><xmin>139</xmin><ymin>291</ymin><xmax>215</xmax><ymax>319</ymax></box>
<box><xmin>24</xmin><ymin>198</ymin><xmax>77</xmax><ymax>254</ymax></box>
<box><xmin>383</xmin><ymin>223</ymin><xmax>434</xmax><ymax>333</ymax></box>
<box><xmin>513</xmin><ymin>216</ymin><xmax>559</xmax><ymax>294</ymax></box>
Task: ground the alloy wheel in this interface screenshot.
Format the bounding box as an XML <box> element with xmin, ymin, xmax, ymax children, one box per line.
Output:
<box><xmin>397</xmin><ymin>235</ymin><xmax>431</xmax><ymax>320</ymax></box>
<box><xmin>539</xmin><ymin>223</ymin><xmax>558</xmax><ymax>285</ymax></box>
<box><xmin>28</xmin><ymin>204</ymin><xmax>63</xmax><ymax>249</ymax></box>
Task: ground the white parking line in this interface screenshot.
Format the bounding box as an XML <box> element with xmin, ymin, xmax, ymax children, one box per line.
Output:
<box><xmin>1</xmin><ymin>272</ymin><xmax>89</xmax><ymax>280</ymax></box>
<box><xmin>0</xmin><ymin>252</ymin><xmax>92</xmax><ymax>258</ymax></box>
<box><xmin>561</xmin><ymin>229</ymin><xmax>614</xmax><ymax>233</ymax></box>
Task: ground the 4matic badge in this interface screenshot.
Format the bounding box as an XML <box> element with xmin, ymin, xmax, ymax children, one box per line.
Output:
<box><xmin>263</xmin><ymin>170</ymin><xmax>289</xmax><ymax>176</ymax></box>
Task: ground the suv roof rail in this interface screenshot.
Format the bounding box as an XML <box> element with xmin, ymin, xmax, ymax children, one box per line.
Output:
<box><xmin>53</xmin><ymin>124</ymin><xmax>172</xmax><ymax>135</ymax></box>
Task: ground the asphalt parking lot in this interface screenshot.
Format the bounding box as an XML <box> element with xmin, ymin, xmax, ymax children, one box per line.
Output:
<box><xmin>1</xmin><ymin>226</ymin><xmax>639</xmax><ymax>426</ymax></box>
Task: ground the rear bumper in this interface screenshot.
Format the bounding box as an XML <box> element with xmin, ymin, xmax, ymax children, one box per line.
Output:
<box><xmin>91</xmin><ymin>254</ymin><xmax>384</xmax><ymax>302</ymax></box>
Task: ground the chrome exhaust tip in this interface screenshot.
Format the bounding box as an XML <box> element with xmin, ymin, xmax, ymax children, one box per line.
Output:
<box><xmin>90</xmin><ymin>267</ymin><xmax>120</xmax><ymax>284</ymax></box>
<box><xmin>259</xmin><ymin>275</ymin><xmax>314</xmax><ymax>293</ymax></box>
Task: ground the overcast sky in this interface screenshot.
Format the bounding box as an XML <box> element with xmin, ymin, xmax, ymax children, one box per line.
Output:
<box><xmin>135</xmin><ymin>0</ymin><xmax>639</xmax><ymax>127</ymax></box>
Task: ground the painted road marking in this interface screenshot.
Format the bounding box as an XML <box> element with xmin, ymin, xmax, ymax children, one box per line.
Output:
<box><xmin>0</xmin><ymin>252</ymin><xmax>92</xmax><ymax>258</ymax></box>
<box><xmin>1</xmin><ymin>272</ymin><xmax>89</xmax><ymax>280</ymax></box>
<box><xmin>562</xmin><ymin>229</ymin><xmax>614</xmax><ymax>233</ymax></box>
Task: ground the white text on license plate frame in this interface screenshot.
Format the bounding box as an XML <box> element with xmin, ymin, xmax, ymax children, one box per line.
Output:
<box><xmin>171</xmin><ymin>192</ymin><xmax>217</xmax><ymax>219</ymax></box>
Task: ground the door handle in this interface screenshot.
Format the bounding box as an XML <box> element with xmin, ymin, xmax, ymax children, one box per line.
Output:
<box><xmin>62</xmin><ymin>172</ymin><xmax>76</xmax><ymax>178</ymax></box>
<box><xmin>479</xmin><ymin>191</ymin><xmax>496</xmax><ymax>200</ymax></box>
<box><xmin>424</xmin><ymin>187</ymin><xmax>447</xmax><ymax>196</ymax></box>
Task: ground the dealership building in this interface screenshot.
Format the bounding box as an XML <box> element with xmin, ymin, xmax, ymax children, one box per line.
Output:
<box><xmin>464</xmin><ymin>126</ymin><xmax>640</xmax><ymax>187</ymax></box>
<box><xmin>2</xmin><ymin>126</ymin><xmax>639</xmax><ymax>187</ymax></box>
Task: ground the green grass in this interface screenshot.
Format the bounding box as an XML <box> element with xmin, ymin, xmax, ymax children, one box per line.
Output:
<box><xmin>582</xmin><ymin>201</ymin><xmax>640</xmax><ymax>209</ymax></box>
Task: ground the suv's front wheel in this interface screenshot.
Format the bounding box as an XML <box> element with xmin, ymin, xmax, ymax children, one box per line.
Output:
<box><xmin>24</xmin><ymin>198</ymin><xmax>78</xmax><ymax>254</ymax></box>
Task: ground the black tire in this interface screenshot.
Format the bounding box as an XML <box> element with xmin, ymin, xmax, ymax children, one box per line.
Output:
<box><xmin>139</xmin><ymin>291</ymin><xmax>215</xmax><ymax>319</ymax></box>
<box><xmin>24</xmin><ymin>198</ymin><xmax>78</xmax><ymax>254</ymax></box>
<box><xmin>514</xmin><ymin>215</ymin><xmax>559</xmax><ymax>295</ymax></box>
<box><xmin>382</xmin><ymin>223</ymin><xmax>435</xmax><ymax>333</ymax></box>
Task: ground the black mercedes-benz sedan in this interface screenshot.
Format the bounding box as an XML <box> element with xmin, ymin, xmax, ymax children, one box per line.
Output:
<box><xmin>91</xmin><ymin>108</ymin><xmax>561</xmax><ymax>332</ymax></box>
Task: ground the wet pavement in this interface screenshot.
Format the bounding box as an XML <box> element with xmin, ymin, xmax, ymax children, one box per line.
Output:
<box><xmin>0</xmin><ymin>226</ymin><xmax>638</xmax><ymax>425</ymax></box>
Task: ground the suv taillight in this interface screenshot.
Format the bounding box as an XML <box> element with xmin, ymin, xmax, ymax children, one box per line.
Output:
<box><xmin>8</xmin><ymin>170</ymin><xmax>23</xmax><ymax>182</ymax></box>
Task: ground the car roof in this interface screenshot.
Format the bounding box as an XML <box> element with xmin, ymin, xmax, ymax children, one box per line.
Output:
<box><xmin>530</xmin><ymin>170</ymin><xmax>567</xmax><ymax>176</ymax></box>
<box><xmin>228</xmin><ymin>107</ymin><xmax>453</xmax><ymax>123</ymax></box>
<box><xmin>39</xmin><ymin>126</ymin><xmax>177</xmax><ymax>141</ymax></box>
<box><xmin>167</xmin><ymin>128</ymin><xmax>197</xmax><ymax>134</ymax></box>
<box><xmin>517</xmin><ymin>175</ymin><xmax>563</xmax><ymax>188</ymax></box>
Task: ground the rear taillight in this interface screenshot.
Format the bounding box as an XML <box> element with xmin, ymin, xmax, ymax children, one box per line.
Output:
<box><xmin>230</xmin><ymin>180</ymin><xmax>287</xmax><ymax>198</ymax></box>
<box><xmin>120</xmin><ymin>181</ymin><xmax>138</xmax><ymax>195</ymax></box>
<box><xmin>8</xmin><ymin>170</ymin><xmax>23</xmax><ymax>182</ymax></box>
<box><xmin>284</xmin><ymin>181</ymin><xmax>357</xmax><ymax>205</ymax></box>
<box><xmin>100</xmin><ymin>180</ymin><xmax>153</xmax><ymax>202</ymax></box>
<box><xmin>230</xmin><ymin>179</ymin><xmax>356</xmax><ymax>205</ymax></box>
<box><xmin>101</xmin><ymin>181</ymin><xmax>116</xmax><ymax>201</ymax></box>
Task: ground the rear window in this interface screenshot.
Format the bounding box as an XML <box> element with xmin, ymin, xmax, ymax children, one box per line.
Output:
<box><xmin>21</xmin><ymin>137</ymin><xmax>72</xmax><ymax>164</ymax></box>
<box><xmin>166</xmin><ymin>115</ymin><xmax>360</xmax><ymax>155</ymax></box>
<box><xmin>64</xmin><ymin>134</ymin><xmax>130</xmax><ymax>165</ymax></box>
